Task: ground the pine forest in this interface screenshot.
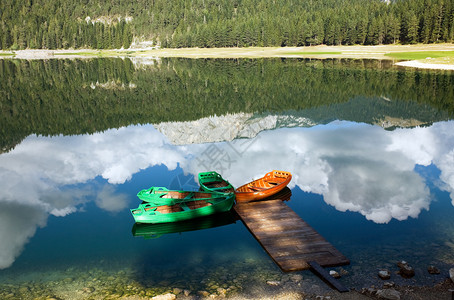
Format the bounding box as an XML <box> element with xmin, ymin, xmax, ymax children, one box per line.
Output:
<box><xmin>0</xmin><ymin>0</ymin><xmax>453</xmax><ymax>50</ymax></box>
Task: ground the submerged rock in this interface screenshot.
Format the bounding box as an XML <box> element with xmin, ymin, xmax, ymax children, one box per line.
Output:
<box><xmin>397</xmin><ymin>261</ymin><xmax>415</xmax><ymax>278</ymax></box>
<box><xmin>290</xmin><ymin>274</ymin><xmax>303</xmax><ymax>282</ymax></box>
<box><xmin>383</xmin><ymin>282</ymin><xmax>395</xmax><ymax>288</ymax></box>
<box><xmin>427</xmin><ymin>266</ymin><xmax>440</xmax><ymax>274</ymax></box>
<box><xmin>378</xmin><ymin>270</ymin><xmax>391</xmax><ymax>280</ymax></box>
<box><xmin>198</xmin><ymin>290</ymin><xmax>210</xmax><ymax>297</ymax></box>
<box><xmin>82</xmin><ymin>287</ymin><xmax>95</xmax><ymax>294</ymax></box>
<box><xmin>339</xmin><ymin>267</ymin><xmax>349</xmax><ymax>276</ymax></box>
<box><xmin>217</xmin><ymin>287</ymin><xmax>227</xmax><ymax>297</ymax></box>
<box><xmin>266</xmin><ymin>280</ymin><xmax>281</xmax><ymax>286</ymax></box>
<box><xmin>329</xmin><ymin>270</ymin><xmax>341</xmax><ymax>279</ymax></box>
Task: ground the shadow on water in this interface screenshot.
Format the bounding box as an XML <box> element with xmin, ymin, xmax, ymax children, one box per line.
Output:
<box><xmin>131</xmin><ymin>211</ymin><xmax>238</xmax><ymax>240</ymax></box>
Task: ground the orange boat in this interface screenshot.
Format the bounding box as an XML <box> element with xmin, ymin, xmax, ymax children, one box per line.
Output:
<box><xmin>235</xmin><ymin>170</ymin><xmax>292</xmax><ymax>202</ymax></box>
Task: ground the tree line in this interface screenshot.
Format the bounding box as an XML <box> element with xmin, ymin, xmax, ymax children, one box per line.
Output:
<box><xmin>1</xmin><ymin>0</ymin><xmax>453</xmax><ymax>50</ymax></box>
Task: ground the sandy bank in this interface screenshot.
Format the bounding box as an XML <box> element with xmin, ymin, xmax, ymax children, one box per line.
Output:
<box><xmin>395</xmin><ymin>60</ymin><xmax>454</xmax><ymax>70</ymax></box>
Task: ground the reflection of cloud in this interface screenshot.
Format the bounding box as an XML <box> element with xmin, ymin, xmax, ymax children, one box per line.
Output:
<box><xmin>1</xmin><ymin>120</ymin><xmax>454</xmax><ymax>269</ymax></box>
<box><xmin>0</xmin><ymin>202</ymin><xmax>47</xmax><ymax>269</ymax></box>
<box><xmin>429</xmin><ymin>123</ymin><xmax>454</xmax><ymax>206</ymax></box>
<box><xmin>95</xmin><ymin>185</ymin><xmax>129</xmax><ymax>212</ymax></box>
<box><xmin>323</xmin><ymin>156</ymin><xmax>429</xmax><ymax>223</ymax></box>
<box><xmin>439</xmin><ymin>150</ymin><xmax>454</xmax><ymax>206</ymax></box>
<box><xmin>0</xmin><ymin>125</ymin><xmax>185</xmax><ymax>269</ymax></box>
<box><xmin>184</xmin><ymin>122</ymin><xmax>454</xmax><ymax>223</ymax></box>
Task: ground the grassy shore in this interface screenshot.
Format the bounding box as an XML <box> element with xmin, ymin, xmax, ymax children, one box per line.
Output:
<box><xmin>1</xmin><ymin>44</ymin><xmax>454</xmax><ymax>69</ymax></box>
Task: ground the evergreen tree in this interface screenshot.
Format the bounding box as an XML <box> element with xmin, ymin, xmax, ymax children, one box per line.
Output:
<box><xmin>0</xmin><ymin>0</ymin><xmax>453</xmax><ymax>50</ymax></box>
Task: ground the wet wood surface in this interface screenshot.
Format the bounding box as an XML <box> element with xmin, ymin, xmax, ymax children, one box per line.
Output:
<box><xmin>234</xmin><ymin>198</ymin><xmax>350</xmax><ymax>272</ymax></box>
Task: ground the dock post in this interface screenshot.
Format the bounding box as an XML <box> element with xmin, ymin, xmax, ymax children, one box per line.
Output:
<box><xmin>308</xmin><ymin>261</ymin><xmax>349</xmax><ymax>293</ymax></box>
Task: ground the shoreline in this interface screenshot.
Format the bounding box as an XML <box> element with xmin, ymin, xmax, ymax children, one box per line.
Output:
<box><xmin>395</xmin><ymin>60</ymin><xmax>454</xmax><ymax>70</ymax></box>
<box><xmin>1</xmin><ymin>44</ymin><xmax>454</xmax><ymax>70</ymax></box>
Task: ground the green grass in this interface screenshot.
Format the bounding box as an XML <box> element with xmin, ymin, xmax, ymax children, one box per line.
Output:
<box><xmin>0</xmin><ymin>52</ymin><xmax>15</xmax><ymax>56</ymax></box>
<box><xmin>385</xmin><ymin>51</ymin><xmax>454</xmax><ymax>60</ymax></box>
<box><xmin>284</xmin><ymin>51</ymin><xmax>342</xmax><ymax>55</ymax></box>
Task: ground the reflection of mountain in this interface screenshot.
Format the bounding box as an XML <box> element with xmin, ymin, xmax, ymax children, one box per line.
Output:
<box><xmin>154</xmin><ymin>112</ymin><xmax>316</xmax><ymax>144</ymax></box>
<box><xmin>155</xmin><ymin>97</ymin><xmax>441</xmax><ymax>145</ymax></box>
<box><xmin>2</xmin><ymin>58</ymin><xmax>454</xmax><ymax>152</ymax></box>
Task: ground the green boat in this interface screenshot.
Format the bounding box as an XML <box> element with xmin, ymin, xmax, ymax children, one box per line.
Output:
<box><xmin>131</xmin><ymin>211</ymin><xmax>237</xmax><ymax>239</ymax></box>
<box><xmin>198</xmin><ymin>171</ymin><xmax>235</xmax><ymax>194</ymax></box>
<box><xmin>131</xmin><ymin>187</ymin><xmax>235</xmax><ymax>224</ymax></box>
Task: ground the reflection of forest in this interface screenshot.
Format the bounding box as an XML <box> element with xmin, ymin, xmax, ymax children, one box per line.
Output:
<box><xmin>1</xmin><ymin>58</ymin><xmax>453</xmax><ymax>152</ymax></box>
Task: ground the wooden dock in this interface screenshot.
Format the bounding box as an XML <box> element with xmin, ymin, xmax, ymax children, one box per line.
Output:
<box><xmin>234</xmin><ymin>198</ymin><xmax>350</xmax><ymax>273</ymax></box>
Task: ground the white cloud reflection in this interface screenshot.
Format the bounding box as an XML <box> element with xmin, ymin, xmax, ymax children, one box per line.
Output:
<box><xmin>182</xmin><ymin>121</ymin><xmax>454</xmax><ymax>224</ymax></box>
<box><xmin>1</xmin><ymin>120</ymin><xmax>454</xmax><ymax>269</ymax></box>
<box><xmin>0</xmin><ymin>125</ymin><xmax>183</xmax><ymax>269</ymax></box>
<box><xmin>0</xmin><ymin>201</ymin><xmax>47</xmax><ymax>269</ymax></box>
<box><xmin>95</xmin><ymin>185</ymin><xmax>128</xmax><ymax>213</ymax></box>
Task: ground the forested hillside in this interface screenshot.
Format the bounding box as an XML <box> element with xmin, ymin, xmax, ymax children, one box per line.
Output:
<box><xmin>2</xmin><ymin>57</ymin><xmax>454</xmax><ymax>151</ymax></box>
<box><xmin>0</xmin><ymin>0</ymin><xmax>453</xmax><ymax>50</ymax></box>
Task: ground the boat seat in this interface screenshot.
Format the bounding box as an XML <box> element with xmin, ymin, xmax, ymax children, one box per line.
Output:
<box><xmin>265</xmin><ymin>181</ymin><xmax>278</xmax><ymax>185</ymax></box>
<box><xmin>249</xmin><ymin>186</ymin><xmax>267</xmax><ymax>191</ymax></box>
<box><xmin>210</xmin><ymin>186</ymin><xmax>231</xmax><ymax>190</ymax></box>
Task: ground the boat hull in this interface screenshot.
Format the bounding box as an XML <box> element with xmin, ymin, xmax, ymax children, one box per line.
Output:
<box><xmin>235</xmin><ymin>170</ymin><xmax>292</xmax><ymax>202</ymax></box>
<box><xmin>131</xmin><ymin>192</ymin><xmax>235</xmax><ymax>224</ymax></box>
<box><xmin>198</xmin><ymin>171</ymin><xmax>235</xmax><ymax>194</ymax></box>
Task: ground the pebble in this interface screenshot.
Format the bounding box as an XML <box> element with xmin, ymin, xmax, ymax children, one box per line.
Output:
<box><xmin>198</xmin><ymin>290</ymin><xmax>210</xmax><ymax>297</ymax></box>
<box><xmin>329</xmin><ymin>270</ymin><xmax>341</xmax><ymax>279</ymax></box>
<box><xmin>172</xmin><ymin>288</ymin><xmax>182</xmax><ymax>295</ymax></box>
<box><xmin>183</xmin><ymin>289</ymin><xmax>191</xmax><ymax>296</ymax></box>
<box><xmin>266</xmin><ymin>280</ymin><xmax>281</xmax><ymax>286</ymax></box>
<box><xmin>217</xmin><ymin>287</ymin><xmax>227</xmax><ymax>296</ymax></box>
<box><xmin>450</xmin><ymin>268</ymin><xmax>454</xmax><ymax>283</ymax></box>
<box><xmin>427</xmin><ymin>266</ymin><xmax>440</xmax><ymax>274</ymax></box>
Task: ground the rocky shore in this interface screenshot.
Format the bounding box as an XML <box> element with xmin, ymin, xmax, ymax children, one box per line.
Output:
<box><xmin>0</xmin><ymin>261</ymin><xmax>452</xmax><ymax>300</ymax></box>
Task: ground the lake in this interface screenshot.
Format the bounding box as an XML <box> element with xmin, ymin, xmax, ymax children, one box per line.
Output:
<box><xmin>0</xmin><ymin>57</ymin><xmax>454</xmax><ymax>299</ymax></box>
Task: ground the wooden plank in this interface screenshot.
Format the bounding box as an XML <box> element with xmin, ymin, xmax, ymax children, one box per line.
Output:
<box><xmin>308</xmin><ymin>261</ymin><xmax>349</xmax><ymax>293</ymax></box>
<box><xmin>234</xmin><ymin>200</ymin><xmax>350</xmax><ymax>272</ymax></box>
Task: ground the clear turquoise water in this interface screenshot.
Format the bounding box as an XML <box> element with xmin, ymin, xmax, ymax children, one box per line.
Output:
<box><xmin>1</xmin><ymin>122</ymin><xmax>453</xmax><ymax>294</ymax></box>
<box><xmin>1</xmin><ymin>58</ymin><xmax>454</xmax><ymax>298</ymax></box>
